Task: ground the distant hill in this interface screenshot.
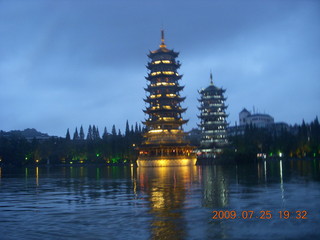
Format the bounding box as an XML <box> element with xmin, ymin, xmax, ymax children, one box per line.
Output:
<box><xmin>0</xmin><ymin>128</ymin><xmax>53</xmax><ymax>141</ymax></box>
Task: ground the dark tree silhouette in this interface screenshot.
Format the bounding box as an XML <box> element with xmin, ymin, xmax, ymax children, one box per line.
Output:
<box><xmin>73</xmin><ymin>127</ymin><xmax>79</xmax><ymax>140</ymax></box>
<box><xmin>87</xmin><ymin>125</ymin><xmax>93</xmax><ymax>141</ymax></box>
<box><xmin>79</xmin><ymin>126</ymin><xmax>85</xmax><ymax>140</ymax></box>
<box><xmin>66</xmin><ymin>129</ymin><xmax>71</xmax><ymax>141</ymax></box>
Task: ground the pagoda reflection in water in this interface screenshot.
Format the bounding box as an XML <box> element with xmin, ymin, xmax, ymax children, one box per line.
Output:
<box><xmin>137</xmin><ymin>31</ymin><xmax>196</xmax><ymax>167</ymax></box>
<box><xmin>136</xmin><ymin>166</ymin><xmax>230</xmax><ymax>239</ymax></box>
<box><xmin>137</xmin><ymin>166</ymin><xmax>196</xmax><ymax>239</ymax></box>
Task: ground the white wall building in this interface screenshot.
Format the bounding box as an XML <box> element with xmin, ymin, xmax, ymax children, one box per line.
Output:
<box><xmin>239</xmin><ymin>108</ymin><xmax>274</xmax><ymax>128</ymax></box>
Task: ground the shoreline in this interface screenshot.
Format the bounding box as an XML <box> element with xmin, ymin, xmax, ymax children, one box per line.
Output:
<box><xmin>1</xmin><ymin>157</ymin><xmax>318</xmax><ymax>169</ymax></box>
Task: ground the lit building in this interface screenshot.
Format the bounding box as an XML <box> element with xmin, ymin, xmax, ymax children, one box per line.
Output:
<box><xmin>228</xmin><ymin>108</ymin><xmax>289</xmax><ymax>136</ymax></box>
<box><xmin>137</xmin><ymin>31</ymin><xmax>196</xmax><ymax>167</ymax></box>
<box><xmin>239</xmin><ymin>108</ymin><xmax>274</xmax><ymax>127</ymax></box>
<box><xmin>197</xmin><ymin>73</ymin><xmax>229</xmax><ymax>159</ymax></box>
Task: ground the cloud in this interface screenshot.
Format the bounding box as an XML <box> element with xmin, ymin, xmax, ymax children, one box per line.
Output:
<box><xmin>0</xmin><ymin>0</ymin><xmax>319</xmax><ymax>136</ymax></box>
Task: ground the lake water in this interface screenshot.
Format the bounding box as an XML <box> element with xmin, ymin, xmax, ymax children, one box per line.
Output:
<box><xmin>0</xmin><ymin>159</ymin><xmax>319</xmax><ymax>239</ymax></box>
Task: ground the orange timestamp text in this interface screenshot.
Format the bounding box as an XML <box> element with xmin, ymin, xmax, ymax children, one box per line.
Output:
<box><xmin>212</xmin><ymin>210</ymin><xmax>308</xmax><ymax>220</ymax></box>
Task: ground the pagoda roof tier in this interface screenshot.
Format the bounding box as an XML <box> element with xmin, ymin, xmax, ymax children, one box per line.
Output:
<box><xmin>198</xmin><ymin>96</ymin><xmax>227</xmax><ymax>101</ymax></box>
<box><xmin>198</xmin><ymin>112</ymin><xmax>229</xmax><ymax>118</ymax></box>
<box><xmin>197</xmin><ymin>113</ymin><xmax>229</xmax><ymax>119</ymax></box>
<box><xmin>198</xmin><ymin>118</ymin><xmax>228</xmax><ymax>123</ymax></box>
<box><xmin>200</xmin><ymin>138</ymin><xmax>228</xmax><ymax>143</ymax></box>
<box><xmin>197</xmin><ymin>128</ymin><xmax>228</xmax><ymax>133</ymax></box>
<box><xmin>199</xmin><ymin>130</ymin><xmax>228</xmax><ymax>135</ymax></box>
<box><xmin>143</xmin><ymin>107</ymin><xmax>187</xmax><ymax>114</ymax></box>
<box><xmin>144</xmin><ymin>85</ymin><xmax>184</xmax><ymax>92</ymax></box>
<box><xmin>199</xmin><ymin>142</ymin><xmax>229</xmax><ymax>148</ymax></box>
<box><xmin>199</xmin><ymin>110</ymin><xmax>228</xmax><ymax>114</ymax></box>
<box><xmin>199</xmin><ymin>85</ymin><xmax>226</xmax><ymax>94</ymax></box>
<box><xmin>147</xmin><ymin>61</ymin><xmax>181</xmax><ymax>70</ymax></box>
<box><xmin>145</xmin><ymin>73</ymin><xmax>182</xmax><ymax>81</ymax></box>
<box><xmin>201</xmin><ymin>129</ymin><xmax>227</xmax><ymax>137</ymax></box>
<box><xmin>197</xmin><ymin>121</ymin><xmax>228</xmax><ymax>127</ymax></box>
<box><xmin>143</xmin><ymin>130</ymin><xmax>188</xmax><ymax>137</ymax></box>
<box><xmin>198</xmin><ymin>118</ymin><xmax>229</xmax><ymax>123</ymax></box>
<box><xmin>143</xmin><ymin>118</ymin><xmax>188</xmax><ymax>126</ymax></box>
<box><xmin>198</xmin><ymin>106</ymin><xmax>227</xmax><ymax>111</ymax></box>
<box><xmin>144</xmin><ymin>96</ymin><xmax>185</xmax><ymax>103</ymax></box>
<box><xmin>148</xmin><ymin>48</ymin><xmax>179</xmax><ymax>58</ymax></box>
<box><xmin>198</xmin><ymin>120</ymin><xmax>228</xmax><ymax>125</ymax></box>
<box><xmin>139</xmin><ymin>143</ymin><xmax>194</xmax><ymax>150</ymax></box>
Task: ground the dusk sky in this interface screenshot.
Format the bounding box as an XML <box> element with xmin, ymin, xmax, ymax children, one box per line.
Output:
<box><xmin>1</xmin><ymin>0</ymin><xmax>319</xmax><ymax>137</ymax></box>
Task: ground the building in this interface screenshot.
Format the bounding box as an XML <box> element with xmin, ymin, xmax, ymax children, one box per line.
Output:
<box><xmin>228</xmin><ymin>108</ymin><xmax>289</xmax><ymax>136</ymax></box>
<box><xmin>197</xmin><ymin>73</ymin><xmax>229</xmax><ymax>159</ymax></box>
<box><xmin>137</xmin><ymin>31</ymin><xmax>196</xmax><ymax>167</ymax></box>
<box><xmin>239</xmin><ymin>108</ymin><xmax>274</xmax><ymax>127</ymax></box>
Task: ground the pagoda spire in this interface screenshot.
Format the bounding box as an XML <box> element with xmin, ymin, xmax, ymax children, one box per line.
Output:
<box><xmin>210</xmin><ymin>70</ymin><xmax>213</xmax><ymax>85</ymax></box>
<box><xmin>160</xmin><ymin>29</ymin><xmax>166</xmax><ymax>48</ymax></box>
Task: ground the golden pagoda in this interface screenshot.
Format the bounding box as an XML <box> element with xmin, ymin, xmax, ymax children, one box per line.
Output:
<box><xmin>137</xmin><ymin>30</ymin><xmax>196</xmax><ymax>167</ymax></box>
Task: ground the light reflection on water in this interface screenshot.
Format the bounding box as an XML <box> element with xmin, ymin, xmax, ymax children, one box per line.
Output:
<box><xmin>0</xmin><ymin>159</ymin><xmax>319</xmax><ymax>240</ymax></box>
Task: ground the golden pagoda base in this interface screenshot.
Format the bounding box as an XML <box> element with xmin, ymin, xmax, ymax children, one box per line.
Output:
<box><xmin>137</xmin><ymin>156</ymin><xmax>197</xmax><ymax>167</ymax></box>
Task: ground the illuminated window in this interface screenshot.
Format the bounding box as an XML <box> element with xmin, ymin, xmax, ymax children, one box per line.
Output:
<box><xmin>149</xmin><ymin>94</ymin><xmax>162</xmax><ymax>98</ymax></box>
<box><xmin>152</xmin><ymin>60</ymin><xmax>172</xmax><ymax>65</ymax></box>
<box><xmin>162</xmin><ymin>71</ymin><xmax>175</xmax><ymax>75</ymax></box>
<box><xmin>163</xmin><ymin>117</ymin><xmax>175</xmax><ymax>121</ymax></box>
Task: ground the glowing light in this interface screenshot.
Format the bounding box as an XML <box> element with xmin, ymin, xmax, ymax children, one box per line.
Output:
<box><xmin>152</xmin><ymin>60</ymin><xmax>172</xmax><ymax>64</ymax></box>
<box><xmin>154</xmin><ymin>82</ymin><xmax>175</xmax><ymax>86</ymax></box>
<box><xmin>111</xmin><ymin>157</ymin><xmax>120</xmax><ymax>163</ymax></box>
<box><xmin>170</xmin><ymin>129</ymin><xmax>181</xmax><ymax>133</ymax></box>
<box><xmin>137</xmin><ymin>158</ymin><xmax>197</xmax><ymax>167</ymax></box>
<box><xmin>151</xmin><ymin>71</ymin><xmax>161</xmax><ymax>76</ymax></box>
<box><xmin>163</xmin><ymin>117</ymin><xmax>175</xmax><ymax>121</ymax></box>
<box><xmin>36</xmin><ymin>167</ymin><xmax>39</xmax><ymax>186</ymax></box>
<box><xmin>149</xmin><ymin>129</ymin><xmax>163</xmax><ymax>133</ymax></box>
<box><xmin>150</xmin><ymin>94</ymin><xmax>162</xmax><ymax>98</ymax></box>
<box><xmin>150</xmin><ymin>71</ymin><xmax>175</xmax><ymax>76</ymax></box>
<box><xmin>151</xmin><ymin>190</ymin><xmax>165</xmax><ymax>208</ymax></box>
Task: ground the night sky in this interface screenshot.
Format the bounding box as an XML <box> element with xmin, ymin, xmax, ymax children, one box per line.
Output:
<box><xmin>1</xmin><ymin>0</ymin><xmax>319</xmax><ymax>137</ymax></box>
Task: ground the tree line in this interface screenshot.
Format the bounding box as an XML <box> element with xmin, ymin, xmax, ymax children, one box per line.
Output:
<box><xmin>0</xmin><ymin>121</ymin><xmax>144</xmax><ymax>166</ymax></box>
<box><xmin>0</xmin><ymin>118</ymin><xmax>319</xmax><ymax>167</ymax></box>
<box><xmin>229</xmin><ymin>117</ymin><xmax>320</xmax><ymax>162</ymax></box>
